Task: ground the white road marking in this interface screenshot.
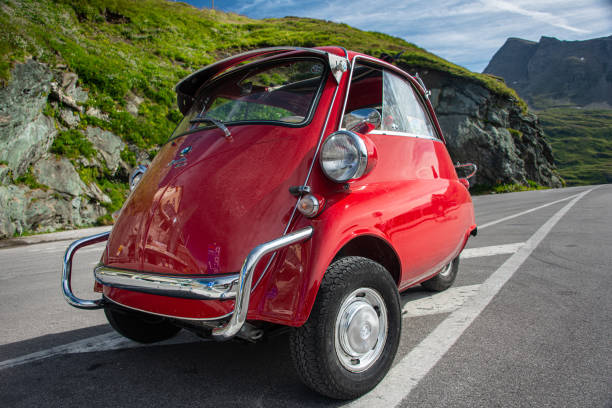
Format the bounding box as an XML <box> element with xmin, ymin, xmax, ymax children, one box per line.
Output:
<box><xmin>460</xmin><ymin>242</ymin><xmax>524</xmax><ymax>259</ymax></box>
<box><xmin>478</xmin><ymin>192</ymin><xmax>582</xmax><ymax>230</ymax></box>
<box><xmin>0</xmin><ymin>332</ymin><xmax>201</xmax><ymax>371</ymax></box>
<box><xmin>350</xmin><ymin>188</ymin><xmax>594</xmax><ymax>408</ymax></box>
<box><xmin>402</xmin><ymin>285</ymin><xmax>480</xmax><ymax>317</ymax></box>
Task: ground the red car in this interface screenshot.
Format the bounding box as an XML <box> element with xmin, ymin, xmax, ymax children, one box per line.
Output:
<box><xmin>62</xmin><ymin>46</ymin><xmax>476</xmax><ymax>399</ymax></box>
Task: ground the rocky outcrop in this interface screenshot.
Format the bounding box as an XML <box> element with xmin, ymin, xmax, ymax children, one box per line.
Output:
<box><xmin>85</xmin><ymin>127</ymin><xmax>125</xmax><ymax>173</ymax></box>
<box><xmin>412</xmin><ymin>68</ymin><xmax>563</xmax><ymax>187</ymax></box>
<box><xmin>0</xmin><ymin>60</ymin><xmax>125</xmax><ymax>238</ymax></box>
<box><xmin>0</xmin><ymin>60</ymin><xmax>56</xmax><ymax>177</ymax></box>
<box><xmin>484</xmin><ymin>36</ymin><xmax>612</xmax><ymax>109</ymax></box>
<box><xmin>0</xmin><ymin>183</ymin><xmax>105</xmax><ymax>237</ymax></box>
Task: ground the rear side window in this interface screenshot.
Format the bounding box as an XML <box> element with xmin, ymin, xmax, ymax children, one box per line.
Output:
<box><xmin>382</xmin><ymin>71</ymin><xmax>437</xmax><ymax>138</ymax></box>
<box><xmin>342</xmin><ymin>63</ymin><xmax>438</xmax><ymax>140</ymax></box>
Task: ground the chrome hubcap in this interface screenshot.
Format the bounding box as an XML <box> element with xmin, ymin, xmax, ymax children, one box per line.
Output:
<box><xmin>438</xmin><ymin>262</ymin><xmax>453</xmax><ymax>278</ymax></box>
<box><xmin>335</xmin><ymin>287</ymin><xmax>388</xmax><ymax>372</ymax></box>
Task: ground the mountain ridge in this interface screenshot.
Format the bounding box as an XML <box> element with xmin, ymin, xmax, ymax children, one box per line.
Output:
<box><xmin>484</xmin><ymin>35</ymin><xmax>612</xmax><ymax>109</ymax></box>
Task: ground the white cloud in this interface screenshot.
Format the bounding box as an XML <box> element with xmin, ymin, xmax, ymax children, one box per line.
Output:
<box><xmin>481</xmin><ymin>0</ymin><xmax>590</xmax><ymax>33</ymax></box>
<box><xmin>216</xmin><ymin>0</ymin><xmax>612</xmax><ymax>72</ymax></box>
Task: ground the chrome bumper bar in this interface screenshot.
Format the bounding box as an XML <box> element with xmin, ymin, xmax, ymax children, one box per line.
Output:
<box><xmin>61</xmin><ymin>231</ymin><xmax>110</xmax><ymax>309</ymax></box>
<box><xmin>94</xmin><ymin>266</ymin><xmax>239</xmax><ymax>300</ymax></box>
<box><xmin>62</xmin><ymin>226</ymin><xmax>314</xmax><ymax>339</ymax></box>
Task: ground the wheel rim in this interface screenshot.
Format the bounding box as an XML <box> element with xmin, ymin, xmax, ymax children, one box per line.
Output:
<box><xmin>438</xmin><ymin>262</ymin><xmax>453</xmax><ymax>278</ymax></box>
<box><xmin>334</xmin><ymin>287</ymin><xmax>388</xmax><ymax>373</ymax></box>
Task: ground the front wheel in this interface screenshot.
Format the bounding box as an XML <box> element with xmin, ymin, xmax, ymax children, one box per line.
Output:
<box><xmin>289</xmin><ymin>256</ymin><xmax>401</xmax><ymax>400</ymax></box>
<box><xmin>104</xmin><ymin>306</ymin><xmax>181</xmax><ymax>344</ymax></box>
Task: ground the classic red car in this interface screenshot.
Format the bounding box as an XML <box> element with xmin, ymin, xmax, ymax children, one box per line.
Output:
<box><xmin>62</xmin><ymin>46</ymin><xmax>476</xmax><ymax>399</ymax></box>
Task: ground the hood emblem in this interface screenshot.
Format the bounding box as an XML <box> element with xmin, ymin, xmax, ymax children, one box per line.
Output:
<box><xmin>168</xmin><ymin>146</ymin><xmax>192</xmax><ymax>168</ymax></box>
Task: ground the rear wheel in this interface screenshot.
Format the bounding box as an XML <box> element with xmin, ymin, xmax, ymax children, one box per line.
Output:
<box><xmin>290</xmin><ymin>256</ymin><xmax>401</xmax><ymax>400</ymax></box>
<box><xmin>421</xmin><ymin>256</ymin><xmax>459</xmax><ymax>292</ymax></box>
<box><xmin>104</xmin><ymin>306</ymin><xmax>181</xmax><ymax>344</ymax></box>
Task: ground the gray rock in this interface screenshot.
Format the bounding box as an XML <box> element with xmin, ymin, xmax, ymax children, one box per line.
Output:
<box><xmin>85</xmin><ymin>127</ymin><xmax>125</xmax><ymax>172</ymax></box>
<box><xmin>33</xmin><ymin>156</ymin><xmax>85</xmax><ymax>197</ymax></box>
<box><xmin>126</xmin><ymin>91</ymin><xmax>144</xmax><ymax>116</ymax></box>
<box><xmin>0</xmin><ymin>164</ymin><xmax>10</xmax><ymax>185</ymax></box>
<box><xmin>0</xmin><ymin>182</ymin><xmax>108</xmax><ymax>239</ymax></box>
<box><xmin>61</xmin><ymin>72</ymin><xmax>89</xmax><ymax>104</ymax></box>
<box><xmin>0</xmin><ymin>60</ymin><xmax>56</xmax><ymax>178</ymax></box>
<box><xmin>0</xmin><ymin>185</ymin><xmax>28</xmax><ymax>237</ymax></box>
<box><xmin>83</xmin><ymin>181</ymin><xmax>111</xmax><ymax>204</ymax></box>
<box><xmin>411</xmin><ymin>67</ymin><xmax>562</xmax><ymax>188</ymax></box>
<box><xmin>85</xmin><ymin>106</ymin><xmax>110</xmax><ymax>121</ymax></box>
<box><xmin>59</xmin><ymin>108</ymin><xmax>80</xmax><ymax>128</ymax></box>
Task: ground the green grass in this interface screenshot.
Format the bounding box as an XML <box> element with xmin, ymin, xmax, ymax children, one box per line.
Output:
<box><xmin>50</xmin><ymin>129</ymin><xmax>96</xmax><ymax>159</ymax></box>
<box><xmin>471</xmin><ymin>180</ymin><xmax>549</xmax><ymax>195</ymax></box>
<box><xmin>15</xmin><ymin>166</ymin><xmax>49</xmax><ymax>190</ymax></box>
<box><xmin>538</xmin><ymin>108</ymin><xmax>612</xmax><ymax>186</ymax></box>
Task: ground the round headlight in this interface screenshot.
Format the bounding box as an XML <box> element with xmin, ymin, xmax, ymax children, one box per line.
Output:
<box><xmin>129</xmin><ymin>164</ymin><xmax>147</xmax><ymax>191</ymax></box>
<box><xmin>319</xmin><ymin>130</ymin><xmax>368</xmax><ymax>183</ymax></box>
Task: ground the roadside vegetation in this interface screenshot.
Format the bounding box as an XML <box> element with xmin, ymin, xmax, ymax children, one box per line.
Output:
<box><xmin>538</xmin><ymin>108</ymin><xmax>612</xmax><ymax>186</ymax></box>
<box><xmin>471</xmin><ymin>180</ymin><xmax>549</xmax><ymax>195</ymax></box>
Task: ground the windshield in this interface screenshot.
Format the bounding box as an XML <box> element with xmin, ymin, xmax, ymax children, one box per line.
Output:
<box><xmin>172</xmin><ymin>58</ymin><xmax>326</xmax><ymax>139</ymax></box>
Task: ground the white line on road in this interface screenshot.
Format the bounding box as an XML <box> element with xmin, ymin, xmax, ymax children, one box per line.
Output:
<box><xmin>402</xmin><ymin>285</ymin><xmax>481</xmax><ymax>317</ymax></box>
<box><xmin>478</xmin><ymin>192</ymin><xmax>582</xmax><ymax>230</ymax></box>
<box><xmin>0</xmin><ymin>331</ymin><xmax>201</xmax><ymax>371</ymax></box>
<box><xmin>350</xmin><ymin>188</ymin><xmax>595</xmax><ymax>408</ymax></box>
<box><xmin>460</xmin><ymin>242</ymin><xmax>524</xmax><ymax>259</ymax></box>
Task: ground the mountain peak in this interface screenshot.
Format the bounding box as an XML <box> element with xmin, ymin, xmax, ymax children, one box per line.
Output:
<box><xmin>484</xmin><ymin>35</ymin><xmax>612</xmax><ymax>109</ymax></box>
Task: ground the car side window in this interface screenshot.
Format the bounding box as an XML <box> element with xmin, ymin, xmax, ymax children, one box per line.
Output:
<box><xmin>382</xmin><ymin>71</ymin><xmax>437</xmax><ymax>139</ymax></box>
<box><xmin>342</xmin><ymin>63</ymin><xmax>383</xmax><ymax>123</ymax></box>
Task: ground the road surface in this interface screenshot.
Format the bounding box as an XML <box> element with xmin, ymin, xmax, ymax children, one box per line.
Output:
<box><xmin>1</xmin><ymin>185</ymin><xmax>610</xmax><ymax>407</ymax></box>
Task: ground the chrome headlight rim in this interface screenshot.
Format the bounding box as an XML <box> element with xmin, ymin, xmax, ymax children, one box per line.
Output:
<box><xmin>319</xmin><ymin>130</ymin><xmax>368</xmax><ymax>183</ymax></box>
<box><xmin>129</xmin><ymin>164</ymin><xmax>147</xmax><ymax>191</ymax></box>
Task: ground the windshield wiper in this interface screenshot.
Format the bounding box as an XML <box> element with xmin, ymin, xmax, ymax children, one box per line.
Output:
<box><xmin>189</xmin><ymin>116</ymin><xmax>232</xmax><ymax>139</ymax></box>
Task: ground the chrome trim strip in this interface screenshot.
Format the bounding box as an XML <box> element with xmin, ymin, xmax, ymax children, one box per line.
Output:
<box><xmin>212</xmin><ymin>226</ymin><xmax>314</xmax><ymax>340</ymax></box>
<box><xmin>367</xmin><ymin>129</ymin><xmax>442</xmax><ymax>141</ymax></box>
<box><xmin>61</xmin><ymin>231</ymin><xmax>110</xmax><ymax>309</ymax></box>
<box><xmin>95</xmin><ymin>266</ymin><xmax>239</xmax><ymax>300</ymax></box>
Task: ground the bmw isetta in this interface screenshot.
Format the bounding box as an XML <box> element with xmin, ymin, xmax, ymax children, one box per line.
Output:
<box><xmin>62</xmin><ymin>46</ymin><xmax>476</xmax><ymax>399</ymax></box>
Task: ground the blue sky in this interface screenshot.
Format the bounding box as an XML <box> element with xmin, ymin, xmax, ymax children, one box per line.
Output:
<box><xmin>181</xmin><ymin>0</ymin><xmax>611</xmax><ymax>72</ymax></box>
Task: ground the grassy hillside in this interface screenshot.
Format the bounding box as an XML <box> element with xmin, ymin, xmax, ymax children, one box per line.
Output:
<box><xmin>539</xmin><ymin>108</ymin><xmax>612</xmax><ymax>185</ymax></box>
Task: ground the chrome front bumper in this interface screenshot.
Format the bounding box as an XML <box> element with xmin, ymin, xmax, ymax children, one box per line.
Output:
<box><xmin>61</xmin><ymin>226</ymin><xmax>314</xmax><ymax>340</ymax></box>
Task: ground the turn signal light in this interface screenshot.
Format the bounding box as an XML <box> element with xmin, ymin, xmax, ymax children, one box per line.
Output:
<box><xmin>297</xmin><ymin>194</ymin><xmax>324</xmax><ymax>218</ymax></box>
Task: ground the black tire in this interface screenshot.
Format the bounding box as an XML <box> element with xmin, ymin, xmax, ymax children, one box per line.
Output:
<box><xmin>104</xmin><ymin>306</ymin><xmax>181</xmax><ymax>344</ymax></box>
<box><xmin>421</xmin><ymin>256</ymin><xmax>459</xmax><ymax>292</ymax></box>
<box><xmin>289</xmin><ymin>256</ymin><xmax>401</xmax><ymax>400</ymax></box>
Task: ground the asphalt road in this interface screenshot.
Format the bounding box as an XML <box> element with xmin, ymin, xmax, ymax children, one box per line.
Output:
<box><xmin>1</xmin><ymin>185</ymin><xmax>611</xmax><ymax>407</ymax></box>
